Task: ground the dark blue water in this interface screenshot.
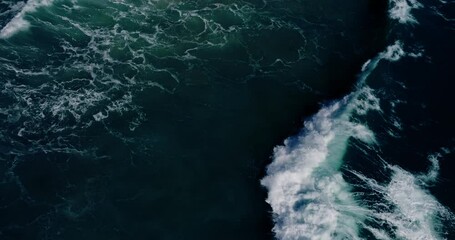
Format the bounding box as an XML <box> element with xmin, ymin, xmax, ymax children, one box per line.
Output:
<box><xmin>0</xmin><ymin>0</ymin><xmax>454</xmax><ymax>239</ymax></box>
<box><xmin>262</xmin><ymin>0</ymin><xmax>455</xmax><ymax>239</ymax></box>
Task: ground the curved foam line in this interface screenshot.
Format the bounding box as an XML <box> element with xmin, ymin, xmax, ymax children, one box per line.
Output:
<box><xmin>0</xmin><ymin>0</ymin><xmax>54</xmax><ymax>39</ymax></box>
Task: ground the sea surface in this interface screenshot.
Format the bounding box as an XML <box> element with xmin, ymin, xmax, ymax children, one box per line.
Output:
<box><xmin>0</xmin><ymin>0</ymin><xmax>453</xmax><ymax>239</ymax></box>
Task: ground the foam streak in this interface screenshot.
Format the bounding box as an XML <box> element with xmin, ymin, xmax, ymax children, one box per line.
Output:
<box><xmin>0</xmin><ymin>0</ymin><xmax>53</xmax><ymax>39</ymax></box>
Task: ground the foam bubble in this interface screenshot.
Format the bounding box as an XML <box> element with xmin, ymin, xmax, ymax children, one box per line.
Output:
<box><xmin>380</xmin><ymin>41</ymin><xmax>406</xmax><ymax>61</ymax></box>
<box><xmin>420</xmin><ymin>148</ymin><xmax>452</xmax><ymax>184</ymax></box>
<box><xmin>422</xmin><ymin>153</ymin><xmax>441</xmax><ymax>183</ymax></box>
<box><xmin>389</xmin><ymin>0</ymin><xmax>422</xmax><ymax>24</ymax></box>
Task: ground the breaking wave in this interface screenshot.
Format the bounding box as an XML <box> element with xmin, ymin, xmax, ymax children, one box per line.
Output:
<box><xmin>261</xmin><ymin>0</ymin><xmax>455</xmax><ymax>238</ymax></box>
<box><xmin>261</xmin><ymin>42</ymin><xmax>407</xmax><ymax>240</ymax></box>
<box><xmin>0</xmin><ymin>0</ymin><xmax>54</xmax><ymax>38</ymax></box>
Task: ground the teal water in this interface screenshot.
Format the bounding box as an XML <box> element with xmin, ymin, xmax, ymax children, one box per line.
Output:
<box><xmin>0</xmin><ymin>0</ymin><xmax>389</xmax><ymax>239</ymax></box>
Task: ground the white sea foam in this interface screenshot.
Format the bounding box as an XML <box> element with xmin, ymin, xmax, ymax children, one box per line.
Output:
<box><xmin>262</xmin><ymin>34</ymin><xmax>454</xmax><ymax>239</ymax></box>
<box><xmin>421</xmin><ymin>153</ymin><xmax>441</xmax><ymax>184</ymax></box>
<box><xmin>260</xmin><ymin>42</ymin><xmax>408</xmax><ymax>239</ymax></box>
<box><xmin>0</xmin><ymin>0</ymin><xmax>53</xmax><ymax>39</ymax></box>
<box><xmin>0</xmin><ymin>1</ymin><xmax>26</xmax><ymax>18</ymax></box>
<box><xmin>389</xmin><ymin>0</ymin><xmax>422</xmax><ymax>24</ymax></box>
<box><xmin>260</xmin><ymin>97</ymin><xmax>375</xmax><ymax>239</ymax></box>
<box><xmin>259</xmin><ymin>36</ymin><xmax>444</xmax><ymax>239</ymax></box>
<box><xmin>352</xmin><ymin>152</ymin><xmax>455</xmax><ymax>240</ymax></box>
<box><xmin>383</xmin><ymin>166</ymin><xmax>452</xmax><ymax>240</ymax></box>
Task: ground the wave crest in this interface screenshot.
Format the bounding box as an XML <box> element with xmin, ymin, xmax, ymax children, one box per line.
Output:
<box><xmin>0</xmin><ymin>0</ymin><xmax>53</xmax><ymax>38</ymax></box>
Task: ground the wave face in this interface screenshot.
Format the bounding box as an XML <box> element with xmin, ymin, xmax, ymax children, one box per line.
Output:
<box><xmin>262</xmin><ymin>0</ymin><xmax>455</xmax><ymax>239</ymax></box>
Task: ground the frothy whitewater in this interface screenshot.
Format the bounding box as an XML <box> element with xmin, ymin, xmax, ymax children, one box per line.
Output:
<box><xmin>0</xmin><ymin>0</ymin><xmax>53</xmax><ymax>38</ymax></box>
<box><xmin>261</xmin><ymin>0</ymin><xmax>455</xmax><ymax>239</ymax></box>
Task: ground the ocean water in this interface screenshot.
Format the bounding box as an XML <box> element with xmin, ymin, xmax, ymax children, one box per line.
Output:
<box><xmin>262</xmin><ymin>0</ymin><xmax>455</xmax><ymax>239</ymax></box>
<box><xmin>0</xmin><ymin>0</ymin><xmax>453</xmax><ymax>240</ymax></box>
